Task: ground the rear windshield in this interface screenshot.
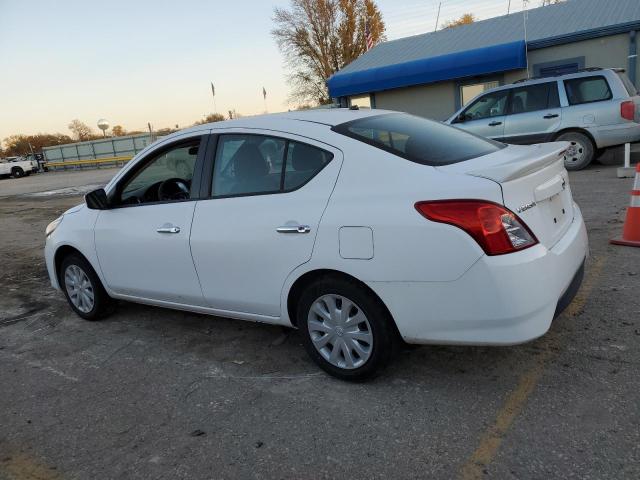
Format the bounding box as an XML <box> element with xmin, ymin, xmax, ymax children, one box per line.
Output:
<box><xmin>617</xmin><ymin>72</ymin><xmax>638</xmax><ymax>96</ymax></box>
<box><xmin>332</xmin><ymin>113</ymin><xmax>504</xmax><ymax>166</ymax></box>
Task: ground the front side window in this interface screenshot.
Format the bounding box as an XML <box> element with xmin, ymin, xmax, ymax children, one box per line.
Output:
<box><xmin>564</xmin><ymin>76</ymin><xmax>612</xmax><ymax>105</ymax></box>
<box><xmin>211</xmin><ymin>134</ymin><xmax>332</xmax><ymax>197</ymax></box>
<box><xmin>509</xmin><ymin>82</ymin><xmax>559</xmax><ymax>114</ymax></box>
<box><xmin>118</xmin><ymin>139</ymin><xmax>200</xmax><ymax>205</ymax></box>
<box><xmin>333</xmin><ymin>113</ymin><xmax>505</xmax><ymax>166</ymax></box>
<box><xmin>461</xmin><ymin>90</ymin><xmax>509</xmax><ymax>121</ymax></box>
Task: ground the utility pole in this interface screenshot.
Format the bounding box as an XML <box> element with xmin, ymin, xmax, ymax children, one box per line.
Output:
<box><xmin>507</xmin><ymin>0</ymin><xmax>511</xmax><ymax>14</ymax></box>
<box><xmin>434</xmin><ymin>2</ymin><xmax>441</xmax><ymax>32</ymax></box>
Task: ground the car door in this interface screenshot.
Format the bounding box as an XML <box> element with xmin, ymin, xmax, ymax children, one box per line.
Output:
<box><xmin>502</xmin><ymin>81</ymin><xmax>562</xmax><ymax>144</ymax></box>
<box><xmin>189</xmin><ymin>132</ymin><xmax>342</xmax><ymax>318</ymax></box>
<box><xmin>94</xmin><ymin>133</ymin><xmax>208</xmax><ymax>305</ymax></box>
<box><xmin>452</xmin><ymin>89</ymin><xmax>509</xmax><ymax>140</ymax></box>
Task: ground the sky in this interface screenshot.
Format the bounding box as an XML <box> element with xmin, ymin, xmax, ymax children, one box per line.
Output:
<box><xmin>0</xmin><ymin>0</ymin><xmax>529</xmax><ymax>140</ymax></box>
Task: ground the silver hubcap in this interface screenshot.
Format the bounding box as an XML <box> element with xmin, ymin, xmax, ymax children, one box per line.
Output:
<box><xmin>64</xmin><ymin>265</ymin><xmax>94</xmax><ymax>313</ymax></box>
<box><xmin>565</xmin><ymin>140</ymin><xmax>585</xmax><ymax>164</ymax></box>
<box><xmin>307</xmin><ymin>294</ymin><xmax>373</xmax><ymax>370</ymax></box>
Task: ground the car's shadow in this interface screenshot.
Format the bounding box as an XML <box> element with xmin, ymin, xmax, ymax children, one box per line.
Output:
<box><xmin>91</xmin><ymin>299</ymin><xmax>555</xmax><ymax>385</ymax></box>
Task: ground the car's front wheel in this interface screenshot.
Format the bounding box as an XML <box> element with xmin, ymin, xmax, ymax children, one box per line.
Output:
<box><xmin>60</xmin><ymin>253</ymin><xmax>113</xmax><ymax>320</ymax></box>
<box><xmin>297</xmin><ymin>276</ymin><xmax>397</xmax><ymax>381</ymax></box>
<box><xmin>11</xmin><ymin>167</ymin><xmax>24</xmax><ymax>178</ymax></box>
<box><xmin>557</xmin><ymin>132</ymin><xmax>594</xmax><ymax>171</ymax></box>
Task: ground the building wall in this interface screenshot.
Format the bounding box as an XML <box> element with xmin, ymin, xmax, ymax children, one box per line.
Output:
<box><xmin>358</xmin><ymin>32</ymin><xmax>637</xmax><ymax>121</ymax></box>
<box><xmin>373</xmin><ymin>82</ymin><xmax>456</xmax><ymax>121</ymax></box>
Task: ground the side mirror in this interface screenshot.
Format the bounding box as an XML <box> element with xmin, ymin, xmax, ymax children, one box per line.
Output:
<box><xmin>85</xmin><ymin>188</ymin><xmax>110</xmax><ymax>210</ymax></box>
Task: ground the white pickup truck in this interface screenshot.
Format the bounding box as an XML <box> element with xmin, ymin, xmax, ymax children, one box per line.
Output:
<box><xmin>0</xmin><ymin>157</ymin><xmax>38</xmax><ymax>178</ymax></box>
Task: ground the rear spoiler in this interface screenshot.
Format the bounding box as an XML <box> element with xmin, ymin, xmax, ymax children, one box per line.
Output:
<box><xmin>464</xmin><ymin>143</ymin><xmax>569</xmax><ymax>183</ymax></box>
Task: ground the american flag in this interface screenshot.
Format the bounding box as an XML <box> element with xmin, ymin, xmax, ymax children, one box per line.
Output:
<box><xmin>365</xmin><ymin>20</ymin><xmax>373</xmax><ymax>51</ymax></box>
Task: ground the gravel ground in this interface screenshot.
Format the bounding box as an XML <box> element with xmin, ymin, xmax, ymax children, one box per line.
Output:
<box><xmin>0</xmin><ymin>164</ymin><xmax>638</xmax><ymax>479</ymax></box>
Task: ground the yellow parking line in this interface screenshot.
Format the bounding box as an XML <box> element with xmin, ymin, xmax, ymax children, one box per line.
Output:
<box><xmin>459</xmin><ymin>255</ymin><xmax>606</xmax><ymax>480</ymax></box>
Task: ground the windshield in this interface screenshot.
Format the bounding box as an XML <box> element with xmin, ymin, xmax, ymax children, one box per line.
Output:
<box><xmin>332</xmin><ymin>113</ymin><xmax>505</xmax><ymax>166</ymax></box>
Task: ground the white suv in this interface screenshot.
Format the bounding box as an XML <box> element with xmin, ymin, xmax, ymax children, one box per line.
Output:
<box><xmin>446</xmin><ymin>68</ymin><xmax>640</xmax><ymax>170</ymax></box>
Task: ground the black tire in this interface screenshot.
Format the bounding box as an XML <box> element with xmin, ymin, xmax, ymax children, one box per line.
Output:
<box><xmin>59</xmin><ymin>253</ymin><xmax>114</xmax><ymax>321</ymax></box>
<box><xmin>296</xmin><ymin>276</ymin><xmax>398</xmax><ymax>381</ymax></box>
<box><xmin>556</xmin><ymin>132</ymin><xmax>595</xmax><ymax>171</ymax></box>
<box><xmin>11</xmin><ymin>167</ymin><xmax>24</xmax><ymax>178</ymax></box>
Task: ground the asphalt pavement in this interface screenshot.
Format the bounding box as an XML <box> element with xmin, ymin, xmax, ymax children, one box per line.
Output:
<box><xmin>0</xmin><ymin>164</ymin><xmax>638</xmax><ymax>479</ymax></box>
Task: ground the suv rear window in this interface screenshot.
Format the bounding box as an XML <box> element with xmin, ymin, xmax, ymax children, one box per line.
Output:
<box><xmin>564</xmin><ymin>76</ymin><xmax>612</xmax><ymax>105</ymax></box>
<box><xmin>332</xmin><ymin>113</ymin><xmax>504</xmax><ymax>166</ymax></box>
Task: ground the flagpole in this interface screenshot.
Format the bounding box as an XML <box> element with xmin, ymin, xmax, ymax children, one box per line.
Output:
<box><xmin>523</xmin><ymin>0</ymin><xmax>530</xmax><ymax>78</ymax></box>
<box><xmin>211</xmin><ymin>82</ymin><xmax>217</xmax><ymax>114</ymax></box>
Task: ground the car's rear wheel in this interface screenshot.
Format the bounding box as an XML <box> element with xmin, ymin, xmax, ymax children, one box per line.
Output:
<box><xmin>297</xmin><ymin>276</ymin><xmax>397</xmax><ymax>381</ymax></box>
<box><xmin>11</xmin><ymin>167</ymin><xmax>24</xmax><ymax>178</ymax></box>
<box><xmin>60</xmin><ymin>253</ymin><xmax>113</xmax><ymax>320</ymax></box>
<box><xmin>556</xmin><ymin>132</ymin><xmax>594</xmax><ymax>171</ymax></box>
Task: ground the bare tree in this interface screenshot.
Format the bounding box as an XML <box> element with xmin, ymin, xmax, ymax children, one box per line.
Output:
<box><xmin>194</xmin><ymin>113</ymin><xmax>226</xmax><ymax>125</ymax></box>
<box><xmin>540</xmin><ymin>0</ymin><xmax>563</xmax><ymax>5</ymax></box>
<box><xmin>111</xmin><ymin>125</ymin><xmax>126</xmax><ymax>136</ymax></box>
<box><xmin>441</xmin><ymin>13</ymin><xmax>476</xmax><ymax>29</ymax></box>
<box><xmin>2</xmin><ymin>133</ymin><xmax>73</xmax><ymax>156</ymax></box>
<box><xmin>272</xmin><ymin>0</ymin><xmax>385</xmax><ymax>104</ymax></box>
<box><xmin>67</xmin><ymin>119</ymin><xmax>95</xmax><ymax>141</ymax></box>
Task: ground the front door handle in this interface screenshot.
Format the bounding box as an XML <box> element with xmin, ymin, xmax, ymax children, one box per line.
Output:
<box><xmin>543</xmin><ymin>113</ymin><xmax>559</xmax><ymax>119</ymax></box>
<box><xmin>277</xmin><ymin>225</ymin><xmax>311</xmax><ymax>234</ymax></box>
<box><xmin>157</xmin><ymin>225</ymin><xmax>181</xmax><ymax>234</ymax></box>
<box><xmin>488</xmin><ymin>121</ymin><xmax>503</xmax><ymax>127</ymax></box>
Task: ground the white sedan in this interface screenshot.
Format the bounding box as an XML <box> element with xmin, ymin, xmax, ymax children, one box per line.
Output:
<box><xmin>44</xmin><ymin>109</ymin><xmax>588</xmax><ymax>381</ymax></box>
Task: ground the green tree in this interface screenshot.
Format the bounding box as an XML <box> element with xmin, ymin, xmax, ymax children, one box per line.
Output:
<box><xmin>272</xmin><ymin>0</ymin><xmax>385</xmax><ymax>104</ymax></box>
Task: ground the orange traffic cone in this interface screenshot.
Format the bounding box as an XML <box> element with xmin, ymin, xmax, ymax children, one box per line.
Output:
<box><xmin>611</xmin><ymin>162</ymin><xmax>640</xmax><ymax>248</ymax></box>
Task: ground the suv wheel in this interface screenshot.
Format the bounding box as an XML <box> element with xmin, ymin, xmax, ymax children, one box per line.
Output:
<box><xmin>297</xmin><ymin>276</ymin><xmax>397</xmax><ymax>381</ymax></box>
<box><xmin>556</xmin><ymin>132</ymin><xmax>594</xmax><ymax>171</ymax></box>
<box><xmin>60</xmin><ymin>253</ymin><xmax>114</xmax><ymax>320</ymax></box>
<box><xmin>11</xmin><ymin>167</ymin><xmax>24</xmax><ymax>178</ymax></box>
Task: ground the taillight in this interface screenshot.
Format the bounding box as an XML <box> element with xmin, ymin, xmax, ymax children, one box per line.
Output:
<box><xmin>415</xmin><ymin>200</ymin><xmax>538</xmax><ymax>255</ymax></box>
<box><xmin>621</xmin><ymin>100</ymin><xmax>635</xmax><ymax>121</ymax></box>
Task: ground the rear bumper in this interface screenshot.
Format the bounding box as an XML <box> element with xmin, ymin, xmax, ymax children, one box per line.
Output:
<box><xmin>591</xmin><ymin>123</ymin><xmax>640</xmax><ymax>149</ymax></box>
<box><xmin>368</xmin><ymin>204</ymin><xmax>589</xmax><ymax>345</ymax></box>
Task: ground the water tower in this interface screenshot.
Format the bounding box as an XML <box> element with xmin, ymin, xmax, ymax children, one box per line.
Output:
<box><xmin>97</xmin><ymin>118</ymin><xmax>110</xmax><ymax>137</ymax></box>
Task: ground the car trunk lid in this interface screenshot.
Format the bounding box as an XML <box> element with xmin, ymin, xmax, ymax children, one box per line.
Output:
<box><xmin>438</xmin><ymin>142</ymin><xmax>574</xmax><ymax>249</ymax></box>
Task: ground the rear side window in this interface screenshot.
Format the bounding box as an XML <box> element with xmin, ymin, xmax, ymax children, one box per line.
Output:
<box><xmin>616</xmin><ymin>72</ymin><xmax>638</xmax><ymax>96</ymax></box>
<box><xmin>284</xmin><ymin>141</ymin><xmax>332</xmax><ymax>190</ymax></box>
<box><xmin>333</xmin><ymin>113</ymin><xmax>505</xmax><ymax>166</ymax></box>
<box><xmin>509</xmin><ymin>82</ymin><xmax>559</xmax><ymax>114</ymax></box>
<box><xmin>211</xmin><ymin>134</ymin><xmax>332</xmax><ymax>197</ymax></box>
<box><xmin>564</xmin><ymin>76</ymin><xmax>612</xmax><ymax>105</ymax></box>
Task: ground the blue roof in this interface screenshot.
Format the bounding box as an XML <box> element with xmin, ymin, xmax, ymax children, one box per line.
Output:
<box><xmin>328</xmin><ymin>0</ymin><xmax>640</xmax><ymax>97</ymax></box>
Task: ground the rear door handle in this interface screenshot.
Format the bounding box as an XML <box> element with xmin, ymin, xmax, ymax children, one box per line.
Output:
<box><xmin>277</xmin><ymin>225</ymin><xmax>311</xmax><ymax>234</ymax></box>
<box><xmin>543</xmin><ymin>114</ymin><xmax>559</xmax><ymax>119</ymax></box>
<box><xmin>488</xmin><ymin>121</ymin><xmax>502</xmax><ymax>126</ymax></box>
<box><xmin>157</xmin><ymin>225</ymin><xmax>181</xmax><ymax>234</ymax></box>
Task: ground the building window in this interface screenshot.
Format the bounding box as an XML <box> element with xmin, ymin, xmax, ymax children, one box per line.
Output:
<box><xmin>460</xmin><ymin>81</ymin><xmax>500</xmax><ymax>106</ymax></box>
<box><xmin>349</xmin><ymin>94</ymin><xmax>372</xmax><ymax>108</ymax></box>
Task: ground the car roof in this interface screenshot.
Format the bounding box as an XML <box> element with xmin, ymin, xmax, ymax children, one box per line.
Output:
<box><xmin>174</xmin><ymin>108</ymin><xmax>394</xmax><ymax>137</ymax></box>
<box><xmin>488</xmin><ymin>67</ymin><xmax>622</xmax><ymax>93</ymax></box>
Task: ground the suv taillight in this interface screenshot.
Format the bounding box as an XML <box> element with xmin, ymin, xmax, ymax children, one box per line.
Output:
<box><xmin>415</xmin><ymin>200</ymin><xmax>538</xmax><ymax>255</ymax></box>
<box><xmin>621</xmin><ymin>100</ymin><xmax>635</xmax><ymax>121</ymax></box>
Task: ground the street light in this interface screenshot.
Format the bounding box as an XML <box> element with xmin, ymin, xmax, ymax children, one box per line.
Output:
<box><xmin>97</xmin><ymin>118</ymin><xmax>109</xmax><ymax>137</ymax></box>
